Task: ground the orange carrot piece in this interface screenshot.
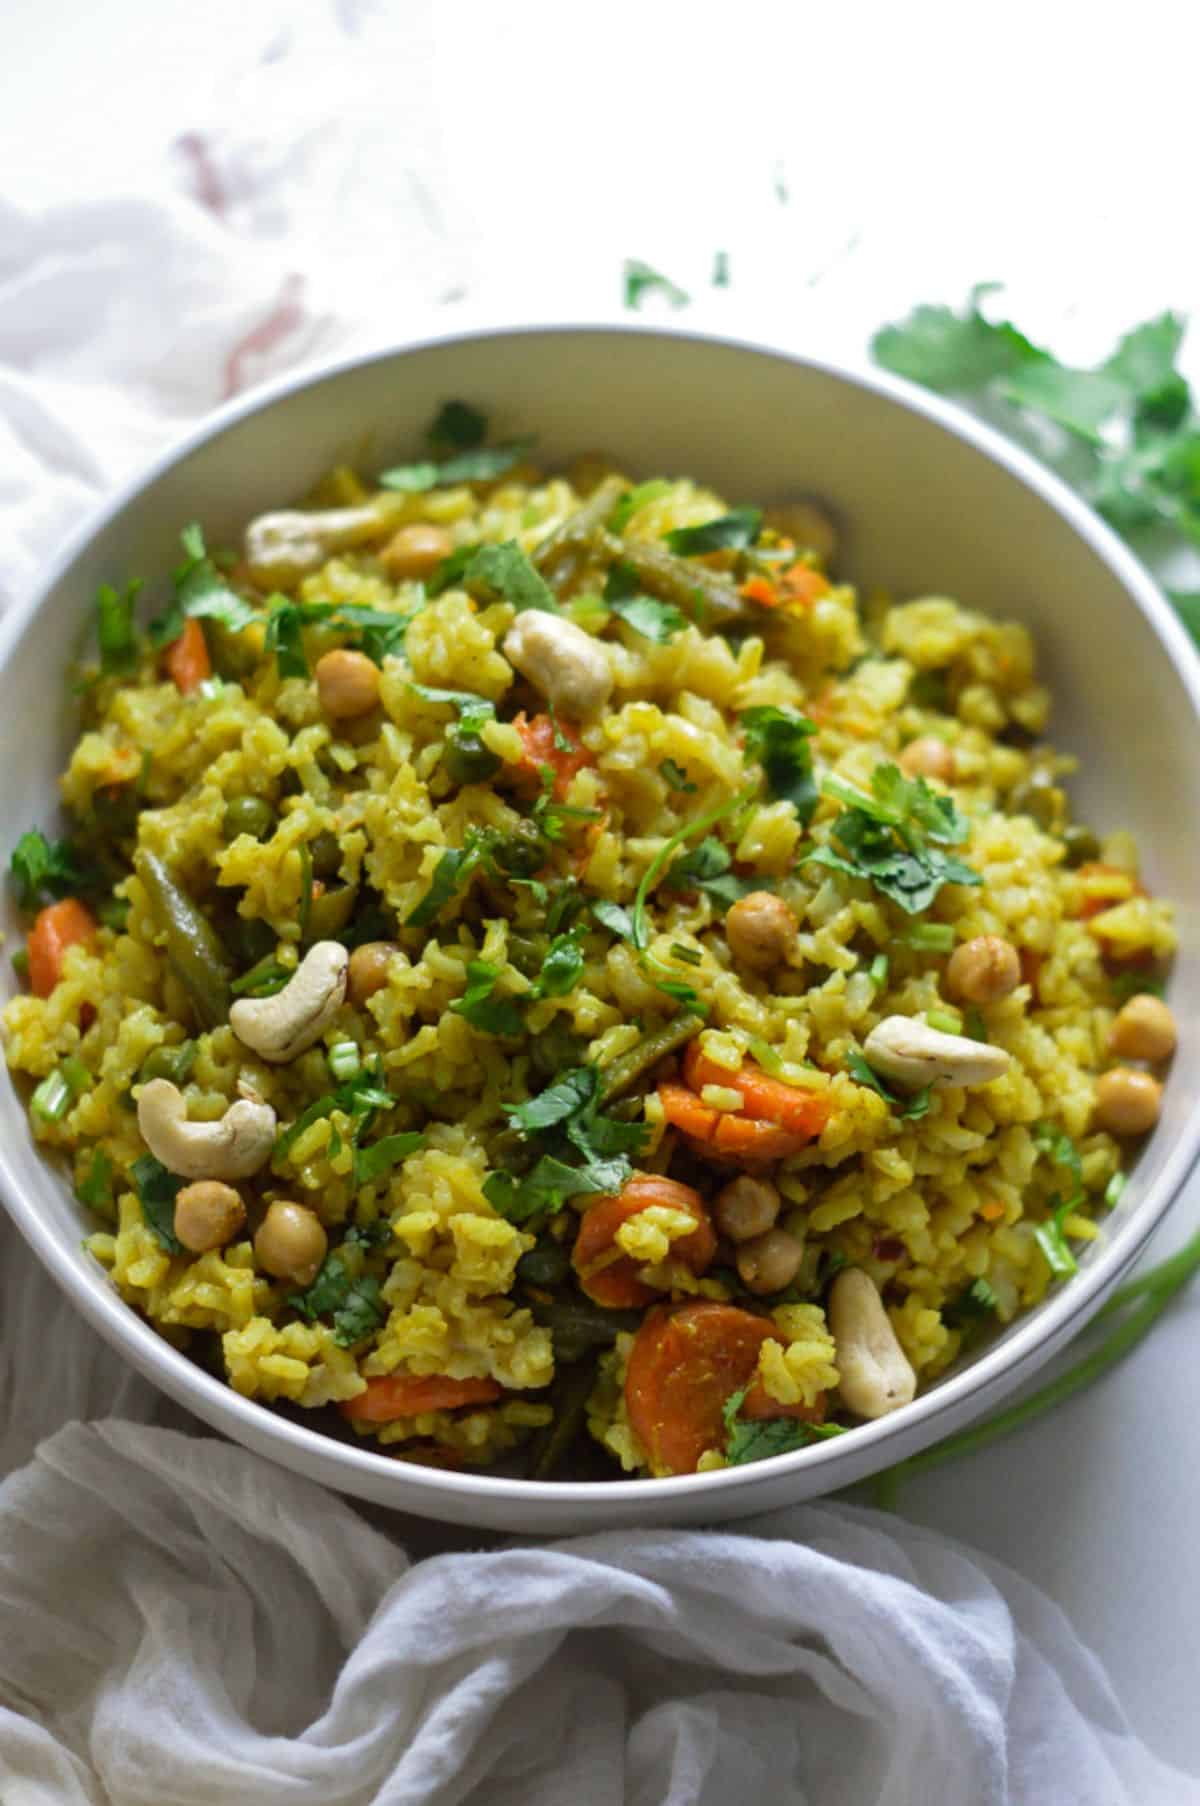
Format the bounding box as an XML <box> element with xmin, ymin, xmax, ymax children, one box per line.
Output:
<box><xmin>778</xmin><ymin>564</ymin><xmax>830</xmax><ymax>608</ymax></box>
<box><xmin>28</xmin><ymin>899</ymin><xmax>97</xmax><ymax>998</ymax></box>
<box><xmin>163</xmin><ymin>618</ymin><xmax>211</xmax><ymax>693</ymax></box>
<box><xmin>657</xmin><ymin>1082</ymin><xmax>718</xmax><ymax>1142</ymax></box>
<box><xmin>683</xmin><ymin>1043</ymin><xmax>830</xmax><ymax>1141</ymax></box>
<box><xmin>739</xmin><ymin>576</ymin><xmax>781</xmax><ymax>608</ymax></box>
<box><xmin>572</xmin><ymin>1174</ymin><xmax>715</xmax><ymax>1308</ymax></box>
<box><xmin>513</xmin><ymin>710</ymin><xmax>594</xmax><ymax>801</ymax></box>
<box><xmin>340</xmin><ymin>1374</ymin><xmax>502</xmax><ymax>1424</ymax></box>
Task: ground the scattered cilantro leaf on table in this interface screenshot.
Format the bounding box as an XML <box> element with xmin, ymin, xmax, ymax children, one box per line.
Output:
<box><xmin>622</xmin><ymin>259</ymin><xmax>690</xmax><ymax>311</ymax></box>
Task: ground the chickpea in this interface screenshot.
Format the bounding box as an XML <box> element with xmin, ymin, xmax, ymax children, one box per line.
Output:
<box><xmin>714</xmin><ymin>1175</ymin><xmax>781</xmax><ymax>1243</ymax></box>
<box><xmin>736</xmin><ymin>1227</ymin><xmax>804</xmax><ymax>1295</ymax></box>
<box><xmin>253</xmin><ymin>1201</ymin><xmax>328</xmax><ymax>1285</ymax></box>
<box><xmin>173</xmin><ymin>1181</ymin><xmax>247</xmax><ymax>1254</ymax></box>
<box><xmin>1094</xmin><ymin>1068</ymin><xmax>1162</xmax><ymax>1137</ymax></box>
<box><xmin>348</xmin><ymin>940</ymin><xmax>401</xmax><ymax>1005</ymax></box>
<box><xmin>725</xmin><ymin>892</ymin><xmax>799</xmax><ymax>971</ymax></box>
<box><xmin>380</xmin><ymin>522</ymin><xmax>454</xmax><ymax>581</ymax></box>
<box><xmin>314</xmin><ymin>648</ymin><xmax>381</xmax><ymax>720</ymax></box>
<box><xmin>945</xmin><ymin>935</ymin><xmax>1022</xmax><ymax>1005</ymax></box>
<box><xmin>899</xmin><ymin>737</ymin><xmax>956</xmax><ymax>783</ymax></box>
<box><xmin>1109</xmin><ymin>994</ymin><xmax>1176</xmax><ymax>1064</ymax></box>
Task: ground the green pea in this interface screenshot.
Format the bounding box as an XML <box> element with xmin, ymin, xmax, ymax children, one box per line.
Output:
<box><xmin>309</xmin><ymin>831</ymin><xmax>342</xmax><ymax>881</ymax></box>
<box><xmin>516</xmin><ymin>1243</ymin><xmax>571</xmax><ymax>1288</ymax></box>
<box><xmin>1009</xmin><ymin>770</ymin><xmax>1064</xmax><ymax>832</ymax></box>
<box><xmin>443</xmin><ymin>729</ymin><xmax>502</xmax><ymax>787</ymax></box>
<box><xmin>1061</xmin><ymin>824</ymin><xmax>1101</xmax><ymax>867</ymax></box>
<box><xmin>306</xmin><ymin>883</ymin><xmax>359</xmax><ymax>941</ymax></box>
<box><xmin>493</xmin><ymin>828</ymin><xmax>545</xmax><ymax>878</ymax></box>
<box><xmin>223</xmin><ymin>796</ymin><xmax>275</xmax><ymax>842</ymax></box>
<box><xmin>138</xmin><ymin>1040</ymin><xmax>198</xmax><ymax>1086</ymax></box>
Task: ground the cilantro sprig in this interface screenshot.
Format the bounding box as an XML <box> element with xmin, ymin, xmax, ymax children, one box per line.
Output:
<box><xmin>148</xmin><ymin>524</ymin><xmax>258</xmax><ymax>648</ymax></box>
<box><xmin>722</xmin><ymin>1387</ymin><xmax>847</xmax><ymax>1467</ymax></box>
<box><xmin>380</xmin><ymin>401</ymin><xmax>534</xmax><ymax>493</ymax></box>
<box><xmin>484</xmin><ymin>1065</ymin><xmax>648</xmax><ymax>1224</ymax></box>
<box><xmin>9</xmin><ymin>829</ymin><xmax>93</xmax><ymax>911</ymax></box>
<box><xmin>288</xmin><ymin>1223</ymin><xmax>392</xmax><ymax>1346</ymax></box>
<box><xmin>845</xmin><ymin>1050</ymin><xmax>932</xmax><ymax>1122</ymax></box>
<box><xmin>740</xmin><ymin>705</ymin><xmax>818</xmax><ymax>825</ymax></box>
<box><xmin>804</xmin><ymin>762</ymin><xmax>981</xmax><ymax>915</ymax></box>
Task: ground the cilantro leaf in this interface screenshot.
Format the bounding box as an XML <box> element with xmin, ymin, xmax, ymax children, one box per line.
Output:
<box><xmin>463</xmin><ymin>541</ymin><xmax>557</xmax><ymax>614</ymax></box>
<box><xmin>451</xmin><ymin>960</ymin><xmax>526</xmax><ymax>1037</ymax></box>
<box><xmin>943</xmin><ymin>1277</ymin><xmax>999</xmax><ymax>1328</ymax></box>
<box><xmin>76</xmin><ymin>1148</ymin><xmax>113</xmax><ymax>1213</ymax></box>
<box><xmin>609</xmin><ymin>480</ymin><xmax>674</xmax><ymax>533</ymax></box>
<box><xmin>1000</xmin><ymin>363</ymin><xmax>1127</xmax><ymax>445</ymax></box>
<box><xmin>591</xmin><ymin>899</ymin><xmax>636</xmax><ymax>940</ymax></box>
<box><xmin>845</xmin><ymin>1050</ymin><xmax>932</xmax><ymax>1121</ymax></box>
<box><xmin>871</xmin><ymin>284</ymin><xmax>1046</xmax><ymax>393</ymax></box>
<box><xmin>96</xmin><ymin>580</ymin><xmax>141</xmax><ymax>675</ymax></box>
<box><xmin>505</xmin><ymin>1067</ymin><xmax>599</xmax><ymax>1134</ymax></box>
<box><xmin>741</xmin><ymin>705</ymin><xmax>818</xmax><ymax>825</ymax></box>
<box><xmin>354</xmin><ymin>1132</ymin><xmax>425</xmax><ymax>1185</ymax></box>
<box><xmin>603</xmin><ymin>563</ymin><xmax>684</xmax><ymax>642</ymax></box>
<box><xmin>131</xmin><ymin>1154</ymin><xmax>183</xmax><ymax>1254</ymax></box>
<box><xmin>380</xmin><ymin>442</ymin><xmax>534</xmax><ymax>492</ymax></box>
<box><xmin>489</xmin><ymin>1064</ymin><xmax>646</xmax><ymax>1222</ymax></box>
<box><xmin>664</xmin><ymin>507</ymin><xmax>762</xmax><ymax>556</ymax></box>
<box><xmin>406</xmin><ymin>837</ymin><xmax>488</xmax><ymax>928</ymax></box>
<box><xmin>428</xmin><ymin>400</ymin><xmax>488</xmax><ymax>451</ymax></box>
<box><xmin>661</xmin><ymin>836</ymin><xmax>771</xmax><ymax>912</ymax></box>
<box><xmin>148</xmin><ymin>524</ymin><xmax>258</xmax><ymax>648</ymax></box>
<box><xmin>722</xmin><ymin>1387</ymin><xmax>847</xmax><ymax>1466</ymax></box>
<box><xmin>631</xmin><ymin>790</ymin><xmax>752</xmax><ymax>951</ymax></box>
<box><xmin>531</xmin><ymin>928</ymin><xmax>586</xmax><ymax>1000</ymax></box>
<box><xmin>289</xmin><ymin>1249</ymin><xmax>387</xmax><ymax>1346</ymax></box>
<box><xmin>407</xmin><ymin>683</ymin><xmax>496</xmax><ymax>730</ymax></box>
<box><xmin>622</xmin><ymin>259</ymin><xmax>689</xmax><ymax>311</ymax></box>
<box><xmin>9</xmin><ymin>829</ymin><xmax>89</xmax><ymax>910</ymax></box>
<box><xmin>807</xmin><ymin>762</ymin><xmax>980</xmax><ymax>915</ymax></box>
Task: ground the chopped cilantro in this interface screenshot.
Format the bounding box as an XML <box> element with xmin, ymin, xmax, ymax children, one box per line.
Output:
<box><xmin>380</xmin><ymin>442</ymin><xmax>534</xmax><ymax>492</ymax></box>
<box><xmin>426</xmin><ymin>543</ymin><xmax>479</xmax><ymax>596</ymax></box>
<box><xmin>943</xmin><ymin>1277</ymin><xmax>998</xmax><ymax>1328</ymax></box>
<box><xmin>96</xmin><ymin>580</ymin><xmax>141</xmax><ymax>675</ymax></box>
<box><xmin>603</xmin><ymin>562</ymin><xmax>684</xmax><ymax>642</ymax></box>
<box><xmin>664</xmin><ymin>507</ymin><xmax>762</xmax><ymax>556</ymax></box>
<box><xmin>964</xmin><ymin>1008</ymin><xmax>989</xmax><ymax>1042</ymax></box>
<box><xmin>354</xmin><ymin>1132</ymin><xmax>425</xmax><ymax>1186</ymax></box>
<box><xmin>804</xmin><ymin>762</ymin><xmax>981</xmax><ymax>915</ymax></box>
<box><xmin>131</xmin><ymin>1154</ymin><xmax>183</xmax><ymax>1254</ymax></box>
<box><xmin>531</xmin><ymin>928</ymin><xmax>586</xmax><ymax>999</ymax></box>
<box><xmin>631</xmin><ymin>790</ymin><xmax>753</xmax><ymax>951</ymax></box>
<box><xmin>9</xmin><ymin>829</ymin><xmax>89</xmax><ymax>910</ymax></box>
<box><xmin>488</xmin><ymin>1064</ymin><xmax>648</xmax><ymax>1223</ymax></box>
<box><xmin>451</xmin><ymin>960</ymin><xmax>526</xmax><ymax>1037</ymax></box>
<box><xmin>463</xmin><ymin>540</ymin><xmax>557</xmax><ymax>614</ymax></box>
<box><xmin>659</xmin><ymin>758</ymin><xmax>697</xmax><ymax>793</ymax></box>
<box><xmin>274</xmin><ymin>1060</ymin><xmax>397</xmax><ymax>1163</ymax></box>
<box><xmin>846</xmin><ymin>1050</ymin><xmax>932</xmax><ymax>1121</ymax></box>
<box><xmin>407</xmin><ymin>683</ymin><xmax>497</xmax><ymax>730</ymax></box>
<box><xmin>405</xmin><ymin>836</ymin><xmax>488</xmax><ymax>928</ymax></box>
<box><xmin>622</xmin><ymin>258</ymin><xmax>690</xmax><ymax>311</ymax></box>
<box><xmin>428</xmin><ymin>400</ymin><xmax>488</xmax><ymax>450</ymax></box>
<box><xmin>1032</xmin><ymin>1121</ymin><xmax>1084</xmax><ymax>1192</ymax></box>
<box><xmin>76</xmin><ymin>1148</ymin><xmax>113</xmax><ymax>1213</ymax></box>
<box><xmin>1109</xmin><ymin>972</ymin><xmax>1166</xmax><ymax>1004</ymax></box>
<box><xmin>289</xmin><ymin>1248</ymin><xmax>387</xmax><ymax>1346</ymax></box>
<box><xmin>148</xmin><ymin>524</ymin><xmax>258</xmax><ymax>648</ymax></box>
<box><xmin>662</xmin><ymin>835</ymin><xmax>771</xmax><ymax>912</ymax></box>
<box><xmin>722</xmin><ymin>1387</ymin><xmax>847</xmax><ymax>1466</ymax></box>
<box><xmin>591</xmin><ymin>899</ymin><xmax>636</xmax><ymax>940</ymax></box>
<box><xmin>609</xmin><ymin>479</ymin><xmax>674</xmax><ymax>532</ymax></box>
<box><xmin>264</xmin><ymin>597</ymin><xmax>414</xmax><ymax>677</ymax></box>
<box><xmin>740</xmin><ymin>704</ymin><xmax>818</xmax><ymax>825</ymax></box>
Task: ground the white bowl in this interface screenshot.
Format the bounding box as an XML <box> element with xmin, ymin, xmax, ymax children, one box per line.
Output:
<box><xmin>3</xmin><ymin>324</ymin><xmax>1198</xmax><ymax>1533</ymax></box>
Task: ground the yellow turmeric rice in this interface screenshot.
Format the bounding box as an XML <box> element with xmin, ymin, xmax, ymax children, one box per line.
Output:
<box><xmin>1</xmin><ymin>404</ymin><xmax>1177</xmax><ymax>1479</ymax></box>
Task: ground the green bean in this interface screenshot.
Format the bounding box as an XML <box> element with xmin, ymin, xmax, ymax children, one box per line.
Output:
<box><xmin>309</xmin><ymin>831</ymin><xmax>342</xmax><ymax>881</ymax></box>
<box><xmin>138</xmin><ymin>1040</ymin><xmax>198</xmax><ymax>1086</ymax></box>
<box><xmin>442</xmin><ymin>729</ymin><xmax>502</xmax><ymax>787</ymax></box>
<box><xmin>532</xmin><ymin>475</ymin><xmax>627</xmax><ymax>577</ymax></box>
<box><xmin>527</xmin><ymin>1354</ymin><xmax>600</xmax><ymax>1480</ymax></box>
<box><xmin>529</xmin><ymin>1018</ymin><xmax>587</xmax><ymax>1081</ymax></box>
<box><xmin>134</xmin><ymin>850</ymin><xmax>233</xmax><ymax>1030</ymax></box>
<box><xmin>516</xmin><ymin>1241</ymin><xmax>572</xmax><ymax>1288</ymax></box>
<box><xmin>594</xmin><ymin>529</ymin><xmax>747</xmax><ymax>626</ymax></box>
<box><xmin>531</xmin><ymin>1295</ymin><xmax>642</xmax><ymax>1364</ymax></box>
<box><xmin>222</xmin><ymin>796</ymin><xmax>275</xmax><ymax>842</ymax></box>
<box><xmin>306</xmin><ymin>883</ymin><xmax>359</xmax><ymax>941</ymax></box>
<box><xmin>599</xmin><ymin>1011</ymin><xmax>705</xmax><ymax>1103</ymax></box>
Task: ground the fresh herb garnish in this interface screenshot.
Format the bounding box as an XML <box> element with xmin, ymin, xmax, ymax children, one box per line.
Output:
<box><xmin>845</xmin><ymin>1050</ymin><xmax>933</xmax><ymax>1121</ymax></box>
<box><xmin>609</xmin><ymin>480</ymin><xmax>673</xmax><ymax>533</ymax></box>
<box><xmin>405</xmin><ymin>835</ymin><xmax>489</xmax><ymax>928</ymax></box>
<box><xmin>462</xmin><ymin>540</ymin><xmax>557</xmax><ymax>614</ymax></box>
<box><xmin>631</xmin><ymin>791</ymin><xmax>751</xmax><ymax>951</ymax></box>
<box><xmin>9</xmin><ymin>829</ymin><xmax>90</xmax><ymax>910</ymax></box>
<box><xmin>664</xmin><ymin>507</ymin><xmax>762</xmax><ymax>556</ymax></box>
<box><xmin>740</xmin><ymin>704</ymin><xmax>818</xmax><ymax>825</ymax></box>
<box><xmin>274</xmin><ymin>1059</ymin><xmax>399</xmax><ymax>1164</ymax></box>
<box><xmin>1032</xmin><ymin>1120</ymin><xmax>1084</xmax><ymax>1193</ymax></box>
<box><xmin>407</xmin><ymin>683</ymin><xmax>497</xmax><ymax>730</ymax></box>
<box><xmin>661</xmin><ymin>835</ymin><xmax>770</xmax><ymax>912</ymax></box>
<box><xmin>591</xmin><ymin>899</ymin><xmax>636</xmax><ymax>940</ymax></box>
<box><xmin>603</xmin><ymin>562</ymin><xmax>685</xmax><ymax>642</ymax></box>
<box><xmin>804</xmin><ymin>762</ymin><xmax>981</xmax><ymax>915</ymax></box>
<box><xmin>622</xmin><ymin>259</ymin><xmax>690</xmax><ymax>311</ymax></box>
<box><xmin>872</xmin><ymin>291</ymin><xmax>1200</xmax><ymax>601</ymax></box>
<box><xmin>659</xmin><ymin>758</ymin><xmax>697</xmax><ymax>793</ymax></box>
<box><xmin>354</xmin><ymin>1132</ymin><xmax>425</xmax><ymax>1186</ymax></box>
<box><xmin>429</xmin><ymin>400</ymin><xmax>488</xmax><ymax>450</ymax></box>
<box><xmin>943</xmin><ymin>1277</ymin><xmax>999</xmax><ymax>1329</ymax></box>
<box><xmin>289</xmin><ymin>1246</ymin><xmax>387</xmax><ymax>1346</ymax></box>
<box><xmin>486</xmin><ymin>1064</ymin><xmax>648</xmax><ymax>1223</ymax></box>
<box><xmin>451</xmin><ymin>960</ymin><xmax>526</xmax><ymax>1038</ymax></box>
<box><xmin>96</xmin><ymin>581</ymin><xmax>141</xmax><ymax>675</ymax></box>
<box><xmin>148</xmin><ymin>524</ymin><xmax>258</xmax><ymax>648</ymax></box>
<box><xmin>379</xmin><ymin>401</ymin><xmax>533</xmax><ymax>491</ymax></box>
<box><xmin>264</xmin><ymin>597</ymin><xmax>414</xmax><ymax>676</ymax></box>
<box><xmin>130</xmin><ymin>1154</ymin><xmax>183</xmax><ymax>1254</ymax></box>
<box><xmin>722</xmin><ymin>1386</ymin><xmax>847</xmax><ymax>1466</ymax></box>
<box><xmin>1109</xmin><ymin>972</ymin><xmax>1166</xmax><ymax>1004</ymax></box>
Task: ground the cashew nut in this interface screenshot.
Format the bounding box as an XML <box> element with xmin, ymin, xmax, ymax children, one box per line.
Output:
<box><xmin>230</xmin><ymin>940</ymin><xmax>349</xmax><ymax>1063</ymax></box>
<box><xmin>502</xmin><ymin>610</ymin><xmax>613</xmax><ymax>717</ymax></box>
<box><xmin>244</xmin><ymin>504</ymin><xmax>395</xmax><ymax>588</ymax></box>
<box><xmin>862</xmin><ymin>1015</ymin><xmax>1011</xmax><ymax>1092</ymax></box>
<box><xmin>828</xmin><ymin>1268</ymin><xmax>917</xmax><ymax>1420</ymax></box>
<box><xmin>137</xmin><ymin>1080</ymin><xmax>276</xmax><ymax>1181</ymax></box>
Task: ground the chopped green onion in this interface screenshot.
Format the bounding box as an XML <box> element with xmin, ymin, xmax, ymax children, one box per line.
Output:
<box><xmin>30</xmin><ymin>1057</ymin><xmax>90</xmax><ymax>1123</ymax></box>
<box><xmin>867</xmin><ymin>953</ymin><xmax>889</xmax><ymax>988</ymax></box>
<box><xmin>231</xmin><ymin>955</ymin><xmax>291</xmax><ymax>998</ymax></box>
<box><xmin>901</xmin><ymin>923</ymin><xmax>955</xmax><ymax>952</ymax></box>
<box><xmin>669</xmin><ymin>942</ymin><xmax>703</xmax><ymax>967</ymax></box>
<box><xmin>747</xmin><ymin>1037</ymin><xmax>785</xmax><ymax>1077</ymax></box>
<box><xmin>298</xmin><ymin>842</ymin><xmax>314</xmax><ymax>944</ymax></box>
<box><xmin>60</xmin><ymin>1055</ymin><xmax>91</xmax><ymax>1094</ymax></box>
<box><xmin>925</xmin><ymin>1008</ymin><xmax>963</xmax><ymax>1035</ymax></box>
<box><xmin>1104</xmin><ymin>1172</ymin><xmax>1128</xmax><ymax>1210</ymax></box>
<box><xmin>328</xmin><ymin>1040</ymin><xmax>362</xmax><ymax>1082</ymax></box>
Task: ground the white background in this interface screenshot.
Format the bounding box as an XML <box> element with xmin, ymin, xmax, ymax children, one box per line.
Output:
<box><xmin>4</xmin><ymin>0</ymin><xmax>1200</xmax><ymax>1777</ymax></box>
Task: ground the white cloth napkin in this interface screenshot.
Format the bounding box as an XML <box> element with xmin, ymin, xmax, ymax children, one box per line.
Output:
<box><xmin>1</xmin><ymin>6</ymin><xmax>1198</xmax><ymax>1801</ymax></box>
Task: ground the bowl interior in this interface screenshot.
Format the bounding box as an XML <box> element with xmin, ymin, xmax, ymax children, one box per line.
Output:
<box><xmin>2</xmin><ymin>325</ymin><xmax>1198</xmax><ymax>1532</ymax></box>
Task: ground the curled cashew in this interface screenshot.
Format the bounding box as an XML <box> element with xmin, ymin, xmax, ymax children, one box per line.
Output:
<box><xmin>862</xmin><ymin>1015</ymin><xmax>1011</xmax><ymax>1092</ymax></box>
<box><xmin>137</xmin><ymin>1080</ymin><xmax>276</xmax><ymax>1181</ymax></box>
<box><xmin>502</xmin><ymin>610</ymin><xmax>613</xmax><ymax>717</ymax></box>
<box><xmin>828</xmin><ymin>1268</ymin><xmax>917</xmax><ymax>1420</ymax></box>
<box><xmin>230</xmin><ymin>940</ymin><xmax>349</xmax><ymax>1063</ymax></box>
<box><xmin>244</xmin><ymin>504</ymin><xmax>395</xmax><ymax>588</ymax></box>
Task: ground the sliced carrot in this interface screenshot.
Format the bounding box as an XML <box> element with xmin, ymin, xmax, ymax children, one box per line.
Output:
<box><xmin>340</xmin><ymin>1373</ymin><xmax>502</xmax><ymax>1424</ymax></box>
<box><xmin>778</xmin><ymin>563</ymin><xmax>830</xmax><ymax>608</ymax></box>
<box><xmin>28</xmin><ymin>899</ymin><xmax>97</xmax><ymax>998</ymax></box>
<box><xmin>979</xmin><ymin>1200</ymin><xmax>1005</xmax><ymax>1222</ymax></box>
<box><xmin>625</xmin><ymin>1300</ymin><xmax>823</xmax><ymax>1476</ymax></box>
<box><xmin>572</xmin><ymin>1173</ymin><xmax>715</xmax><ymax>1308</ymax></box>
<box><xmin>513</xmin><ymin>710</ymin><xmax>594</xmax><ymax>801</ymax></box>
<box><xmin>658</xmin><ymin>1082</ymin><xmax>815</xmax><ymax>1163</ymax></box>
<box><xmin>163</xmin><ymin>618</ymin><xmax>211</xmax><ymax>694</ymax></box>
<box><xmin>739</xmin><ymin>576</ymin><xmax>781</xmax><ymax>608</ymax></box>
<box><xmin>683</xmin><ymin>1043</ymin><xmax>831</xmax><ymax>1141</ymax></box>
<box><xmin>657</xmin><ymin>1082</ymin><xmax>718</xmax><ymax>1143</ymax></box>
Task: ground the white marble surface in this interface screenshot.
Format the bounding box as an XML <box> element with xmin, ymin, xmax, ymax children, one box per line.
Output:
<box><xmin>4</xmin><ymin>0</ymin><xmax>1200</xmax><ymax>1777</ymax></box>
